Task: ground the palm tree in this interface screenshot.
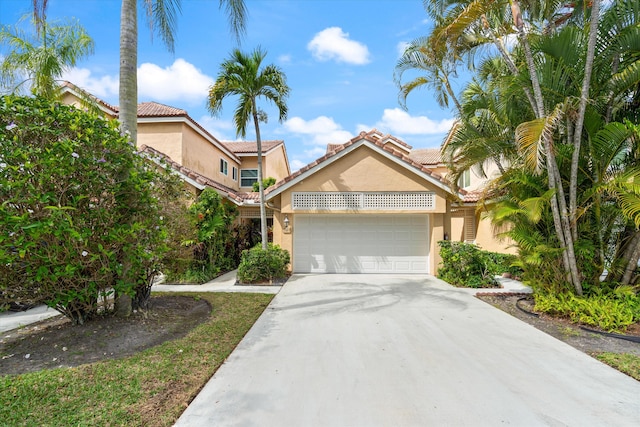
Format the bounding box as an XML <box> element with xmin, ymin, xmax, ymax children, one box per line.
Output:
<box><xmin>0</xmin><ymin>16</ymin><xmax>94</xmax><ymax>99</ymax></box>
<box><xmin>31</xmin><ymin>0</ymin><xmax>247</xmax><ymax>143</ymax></box>
<box><xmin>208</xmin><ymin>47</ymin><xmax>290</xmax><ymax>250</ymax></box>
<box><xmin>420</xmin><ymin>0</ymin><xmax>640</xmax><ymax>293</ymax></box>
<box><xmin>119</xmin><ymin>0</ymin><xmax>247</xmax><ymax>144</ymax></box>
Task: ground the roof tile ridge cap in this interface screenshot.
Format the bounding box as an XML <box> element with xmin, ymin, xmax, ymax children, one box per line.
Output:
<box><xmin>140</xmin><ymin>100</ymin><xmax>187</xmax><ymax>113</ymax></box>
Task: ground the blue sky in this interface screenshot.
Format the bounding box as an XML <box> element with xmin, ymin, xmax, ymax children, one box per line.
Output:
<box><xmin>1</xmin><ymin>0</ymin><xmax>458</xmax><ymax>171</ymax></box>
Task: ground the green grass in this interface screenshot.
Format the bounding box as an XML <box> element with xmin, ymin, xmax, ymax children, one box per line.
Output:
<box><xmin>0</xmin><ymin>292</ymin><xmax>274</xmax><ymax>427</ymax></box>
<box><xmin>596</xmin><ymin>353</ymin><xmax>640</xmax><ymax>381</ymax></box>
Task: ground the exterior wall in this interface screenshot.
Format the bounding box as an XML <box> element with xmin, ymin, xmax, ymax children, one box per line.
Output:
<box><xmin>138</xmin><ymin>122</ymin><xmax>184</xmax><ymax>165</ymax></box>
<box><xmin>238</xmin><ymin>146</ymin><xmax>294</xmax><ymax>189</ymax></box>
<box><xmin>270</xmin><ymin>146</ymin><xmax>454</xmax><ymax>274</ymax></box>
<box><xmin>278</xmin><ymin>147</ymin><xmax>450</xmax><ymax>214</ymax></box>
<box><xmin>475</xmin><ymin>218</ymin><xmax>517</xmax><ymax>254</ymax></box>
<box><xmin>181</xmin><ymin>124</ymin><xmax>240</xmax><ymax>189</ymax></box>
<box><xmin>264</xmin><ymin>146</ymin><xmax>290</xmax><ymax>181</ymax></box>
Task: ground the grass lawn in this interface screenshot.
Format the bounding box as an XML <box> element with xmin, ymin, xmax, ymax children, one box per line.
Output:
<box><xmin>0</xmin><ymin>292</ymin><xmax>274</xmax><ymax>426</ymax></box>
<box><xmin>596</xmin><ymin>352</ymin><xmax>640</xmax><ymax>381</ymax></box>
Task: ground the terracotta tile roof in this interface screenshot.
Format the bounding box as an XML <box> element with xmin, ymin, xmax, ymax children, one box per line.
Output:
<box><xmin>139</xmin><ymin>145</ymin><xmax>256</xmax><ymax>203</ymax></box>
<box><xmin>222</xmin><ymin>140</ymin><xmax>283</xmax><ymax>154</ymax></box>
<box><xmin>325</xmin><ymin>130</ymin><xmax>413</xmax><ymax>155</ymax></box>
<box><xmin>326</xmin><ymin>143</ymin><xmax>343</xmax><ymax>153</ymax></box>
<box><xmin>461</xmin><ymin>190</ymin><xmax>482</xmax><ymax>203</ymax></box>
<box><xmin>267</xmin><ymin>129</ymin><xmax>451</xmax><ymax>196</ymax></box>
<box><xmin>136</xmin><ymin>102</ymin><xmax>187</xmax><ymax>117</ymax></box>
<box><xmin>409</xmin><ymin>148</ymin><xmax>443</xmax><ymax>165</ymax></box>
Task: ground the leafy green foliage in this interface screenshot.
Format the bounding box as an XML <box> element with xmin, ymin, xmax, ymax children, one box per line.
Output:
<box><xmin>0</xmin><ymin>95</ymin><xmax>171</xmax><ymax>324</ymax></box>
<box><xmin>534</xmin><ymin>288</ymin><xmax>640</xmax><ymax>332</ymax></box>
<box><xmin>437</xmin><ymin>241</ymin><xmax>517</xmax><ymax>288</ymax></box>
<box><xmin>163</xmin><ymin>188</ymin><xmax>238</xmax><ymax>283</ymax></box>
<box><xmin>237</xmin><ymin>244</ymin><xmax>290</xmax><ymax>283</ymax></box>
<box><xmin>252</xmin><ymin>176</ymin><xmax>276</xmax><ymax>192</ymax></box>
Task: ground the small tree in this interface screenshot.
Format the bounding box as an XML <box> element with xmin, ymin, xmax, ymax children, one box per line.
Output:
<box><xmin>0</xmin><ymin>95</ymin><xmax>171</xmax><ymax>324</ymax></box>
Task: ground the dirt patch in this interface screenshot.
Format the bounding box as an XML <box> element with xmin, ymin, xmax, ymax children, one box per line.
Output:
<box><xmin>477</xmin><ymin>294</ymin><xmax>640</xmax><ymax>357</ymax></box>
<box><xmin>0</xmin><ymin>295</ymin><xmax>210</xmax><ymax>376</ymax></box>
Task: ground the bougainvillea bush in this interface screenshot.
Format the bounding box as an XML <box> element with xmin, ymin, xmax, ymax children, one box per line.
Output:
<box><xmin>0</xmin><ymin>95</ymin><xmax>171</xmax><ymax>324</ymax></box>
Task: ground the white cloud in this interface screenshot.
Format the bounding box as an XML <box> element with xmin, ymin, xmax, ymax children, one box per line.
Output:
<box><xmin>62</xmin><ymin>68</ymin><xmax>118</xmax><ymax>99</ymax></box>
<box><xmin>396</xmin><ymin>41</ymin><xmax>410</xmax><ymax>57</ymax></box>
<box><xmin>373</xmin><ymin>108</ymin><xmax>454</xmax><ymax>135</ymax></box>
<box><xmin>290</xmin><ymin>159</ymin><xmax>307</xmax><ymax>171</ymax></box>
<box><xmin>307</xmin><ymin>27</ymin><xmax>370</xmax><ymax>65</ymax></box>
<box><xmin>278</xmin><ymin>54</ymin><xmax>292</xmax><ymax>64</ymax></box>
<box><xmin>138</xmin><ymin>59</ymin><xmax>213</xmax><ymax>104</ymax></box>
<box><xmin>284</xmin><ymin>116</ymin><xmax>354</xmax><ymax>146</ymax></box>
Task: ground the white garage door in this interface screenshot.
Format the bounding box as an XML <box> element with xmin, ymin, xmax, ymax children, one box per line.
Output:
<box><xmin>293</xmin><ymin>214</ymin><xmax>429</xmax><ymax>273</ymax></box>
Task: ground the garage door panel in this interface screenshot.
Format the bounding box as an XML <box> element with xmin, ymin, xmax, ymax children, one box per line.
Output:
<box><xmin>294</xmin><ymin>214</ymin><xmax>429</xmax><ymax>274</ymax></box>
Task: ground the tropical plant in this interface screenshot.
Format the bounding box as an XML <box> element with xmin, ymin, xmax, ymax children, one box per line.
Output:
<box><xmin>411</xmin><ymin>0</ymin><xmax>640</xmax><ymax>295</ymax></box>
<box><xmin>118</xmin><ymin>0</ymin><xmax>247</xmax><ymax>144</ymax></box>
<box><xmin>30</xmin><ymin>0</ymin><xmax>247</xmax><ymax>143</ymax></box>
<box><xmin>0</xmin><ymin>95</ymin><xmax>173</xmax><ymax>324</ymax></box>
<box><xmin>0</xmin><ymin>15</ymin><xmax>94</xmax><ymax>99</ymax></box>
<box><xmin>208</xmin><ymin>47</ymin><xmax>290</xmax><ymax>250</ymax></box>
<box><xmin>252</xmin><ymin>176</ymin><xmax>276</xmax><ymax>192</ymax></box>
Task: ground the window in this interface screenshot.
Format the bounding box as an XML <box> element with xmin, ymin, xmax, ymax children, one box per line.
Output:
<box><xmin>240</xmin><ymin>169</ymin><xmax>258</xmax><ymax>187</ymax></box>
<box><xmin>232</xmin><ymin>166</ymin><xmax>238</xmax><ymax>181</ymax></box>
<box><xmin>219</xmin><ymin>158</ymin><xmax>228</xmax><ymax>175</ymax></box>
<box><xmin>457</xmin><ymin>170</ymin><xmax>471</xmax><ymax>188</ymax></box>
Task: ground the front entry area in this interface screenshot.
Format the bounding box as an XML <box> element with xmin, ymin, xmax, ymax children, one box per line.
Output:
<box><xmin>293</xmin><ymin>214</ymin><xmax>429</xmax><ymax>273</ymax></box>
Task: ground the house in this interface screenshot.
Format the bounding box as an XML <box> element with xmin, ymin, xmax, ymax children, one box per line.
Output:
<box><xmin>59</xmin><ymin>81</ymin><xmax>290</xmax><ymax>223</ymax></box>
<box><xmin>265</xmin><ymin>130</ymin><xmax>512</xmax><ymax>275</ymax></box>
<box><xmin>59</xmin><ymin>82</ymin><xmax>511</xmax><ymax>275</ymax></box>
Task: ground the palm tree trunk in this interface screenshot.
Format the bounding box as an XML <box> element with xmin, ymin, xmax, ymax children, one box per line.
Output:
<box><xmin>119</xmin><ymin>0</ymin><xmax>138</xmax><ymax>144</ymax></box>
<box><xmin>569</xmin><ymin>0</ymin><xmax>600</xmax><ymax>242</ymax></box>
<box><xmin>252</xmin><ymin>100</ymin><xmax>268</xmax><ymax>250</ymax></box>
<box><xmin>511</xmin><ymin>0</ymin><xmax>583</xmax><ymax>293</ymax></box>
<box><xmin>621</xmin><ymin>232</ymin><xmax>640</xmax><ymax>286</ymax></box>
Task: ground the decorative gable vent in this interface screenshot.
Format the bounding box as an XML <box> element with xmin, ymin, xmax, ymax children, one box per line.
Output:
<box><xmin>292</xmin><ymin>192</ymin><xmax>435</xmax><ymax>210</ymax></box>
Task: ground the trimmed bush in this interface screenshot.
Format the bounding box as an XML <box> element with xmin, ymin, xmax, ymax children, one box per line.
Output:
<box><xmin>237</xmin><ymin>244</ymin><xmax>290</xmax><ymax>284</ymax></box>
<box><xmin>0</xmin><ymin>95</ymin><xmax>172</xmax><ymax>323</ymax></box>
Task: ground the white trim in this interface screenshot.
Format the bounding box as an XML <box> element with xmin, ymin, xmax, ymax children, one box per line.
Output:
<box><xmin>292</xmin><ymin>192</ymin><xmax>436</xmax><ymax>211</ymax></box>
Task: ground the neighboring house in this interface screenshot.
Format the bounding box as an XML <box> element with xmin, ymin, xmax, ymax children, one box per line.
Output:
<box><xmin>266</xmin><ymin>130</ymin><xmax>512</xmax><ymax>275</ymax></box>
<box><xmin>59</xmin><ymin>81</ymin><xmax>290</xmax><ymax>223</ymax></box>
<box><xmin>60</xmin><ymin>82</ymin><xmax>511</xmax><ymax>274</ymax></box>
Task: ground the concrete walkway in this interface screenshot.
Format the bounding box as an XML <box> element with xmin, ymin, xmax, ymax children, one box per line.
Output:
<box><xmin>175</xmin><ymin>274</ymin><xmax>640</xmax><ymax>427</ymax></box>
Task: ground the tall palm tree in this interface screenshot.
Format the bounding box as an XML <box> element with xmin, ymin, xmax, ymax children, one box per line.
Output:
<box><xmin>119</xmin><ymin>0</ymin><xmax>247</xmax><ymax>144</ymax></box>
<box><xmin>31</xmin><ymin>0</ymin><xmax>247</xmax><ymax>143</ymax></box>
<box><xmin>208</xmin><ymin>47</ymin><xmax>290</xmax><ymax>250</ymax></box>
<box><xmin>0</xmin><ymin>16</ymin><xmax>94</xmax><ymax>99</ymax></box>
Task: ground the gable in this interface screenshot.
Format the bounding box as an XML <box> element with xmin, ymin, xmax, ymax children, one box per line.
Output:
<box><xmin>274</xmin><ymin>145</ymin><xmax>452</xmax><ymax>213</ymax></box>
<box><xmin>289</xmin><ymin>145</ymin><xmax>445</xmax><ymax>193</ymax></box>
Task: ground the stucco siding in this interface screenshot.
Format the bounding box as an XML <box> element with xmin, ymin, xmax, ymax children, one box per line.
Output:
<box><xmin>138</xmin><ymin>122</ymin><xmax>184</xmax><ymax>165</ymax></box>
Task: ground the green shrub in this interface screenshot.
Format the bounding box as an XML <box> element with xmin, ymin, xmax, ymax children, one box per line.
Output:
<box><xmin>534</xmin><ymin>289</ymin><xmax>640</xmax><ymax>332</ymax></box>
<box><xmin>0</xmin><ymin>95</ymin><xmax>171</xmax><ymax>323</ymax></box>
<box><xmin>483</xmin><ymin>251</ymin><xmax>522</xmax><ymax>277</ymax></box>
<box><xmin>162</xmin><ymin>188</ymin><xmax>238</xmax><ymax>284</ymax></box>
<box><xmin>237</xmin><ymin>244</ymin><xmax>290</xmax><ymax>284</ymax></box>
<box><xmin>437</xmin><ymin>241</ymin><xmax>517</xmax><ymax>288</ymax></box>
<box><xmin>252</xmin><ymin>176</ymin><xmax>276</xmax><ymax>192</ymax></box>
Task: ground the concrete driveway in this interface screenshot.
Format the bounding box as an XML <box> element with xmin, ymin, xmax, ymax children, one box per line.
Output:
<box><xmin>175</xmin><ymin>274</ymin><xmax>640</xmax><ymax>426</ymax></box>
